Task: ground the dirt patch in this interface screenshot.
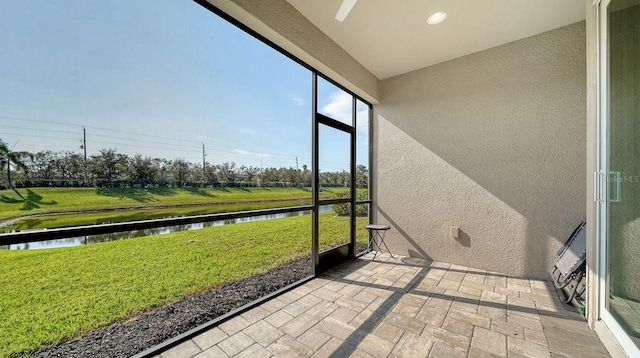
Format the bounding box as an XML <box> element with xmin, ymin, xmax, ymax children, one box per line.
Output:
<box><xmin>23</xmin><ymin>256</ymin><xmax>313</xmax><ymax>358</ymax></box>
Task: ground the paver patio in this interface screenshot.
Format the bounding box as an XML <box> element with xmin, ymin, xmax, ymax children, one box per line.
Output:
<box><xmin>155</xmin><ymin>253</ymin><xmax>610</xmax><ymax>358</ymax></box>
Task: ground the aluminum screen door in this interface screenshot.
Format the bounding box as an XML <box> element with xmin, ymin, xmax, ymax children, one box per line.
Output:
<box><xmin>312</xmin><ymin>74</ymin><xmax>357</xmax><ymax>273</ymax></box>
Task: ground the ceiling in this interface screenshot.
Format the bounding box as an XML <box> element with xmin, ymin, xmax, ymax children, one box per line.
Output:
<box><xmin>286</xmin><ymin>0</ymin><xmax>586</xmax><ymax>79</ymax></box>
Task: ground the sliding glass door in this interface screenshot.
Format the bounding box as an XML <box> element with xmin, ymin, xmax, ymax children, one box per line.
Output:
<box><xmin>598</xmin><ymin>0</ymin><xmax>640</xmax><ymax>355</ymax></box>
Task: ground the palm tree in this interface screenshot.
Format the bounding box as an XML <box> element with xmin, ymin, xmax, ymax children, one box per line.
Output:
<box><xmin>0</xmin><ymin>140</ymin><xmax>29</xmax><ymax>189</ymax></box>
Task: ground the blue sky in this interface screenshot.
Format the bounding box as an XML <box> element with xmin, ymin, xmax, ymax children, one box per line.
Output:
<box><xmin>0</xmin><ymin>0</ymin><xmax>369</xmax><ymax>172</ymax></box>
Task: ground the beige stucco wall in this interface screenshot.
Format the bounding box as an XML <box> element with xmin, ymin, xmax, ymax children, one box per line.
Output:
<box><xmin>204</xmin><ymin>0</ymin><xmax>380</xmax><ymax>103</ymax></box>
<box><xmin>373</xmin><ymin>22</ymin><xmax>587</xmax><ymax>278</ymax></box>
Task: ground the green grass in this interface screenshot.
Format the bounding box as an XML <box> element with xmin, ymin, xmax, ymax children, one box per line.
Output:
<box><xmin>4</xmin><ymin>199</ymin><xmax>312</xmax><ymax>232</ymax></box>
<box><xmin>0</xmin><ymin>213</ymin><xmax>368</xmax><ymax>357</ymax></box>
<box><xmin>0</xmin><ymin>187</ymin><xmax>355</xmax><ymax>222</ymax></box>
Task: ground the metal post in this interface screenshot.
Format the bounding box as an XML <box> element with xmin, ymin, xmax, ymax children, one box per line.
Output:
<box><xmin>82</xmin><ymin>127</ymin><xmax>87</xmax><ymax>186</ymax></box>
<box><xmin>311</xmin><ymin>73</ymin><xmax>319</xmax><ymax>276</ymax></box>
<box><xmin>202</xmin><ymin>143</ymin><xmax>206</xmax><ymax>183</ymax></box>
<box><xmin>350</xmin><ymin>96</ymin><xmax>356</xmax><ymax>258</ymax></box>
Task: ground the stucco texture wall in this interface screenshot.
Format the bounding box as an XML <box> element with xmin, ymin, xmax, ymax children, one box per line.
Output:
<box><xmin>373</xmin><ymin>22</ymin><xmax>586</xmax><ymax>278</ymax></box>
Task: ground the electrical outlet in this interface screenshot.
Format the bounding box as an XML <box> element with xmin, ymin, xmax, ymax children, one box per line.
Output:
<box><xmin>450</xmin><ymin>226</ymin><xmax>459</xmax><ymax>238</ymax></box>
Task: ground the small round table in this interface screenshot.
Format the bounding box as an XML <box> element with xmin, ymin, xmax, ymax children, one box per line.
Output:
<box><xmin>365</xmin><ymin>224</ymin><xmax>393</xmax><ymax>261</ymax></box>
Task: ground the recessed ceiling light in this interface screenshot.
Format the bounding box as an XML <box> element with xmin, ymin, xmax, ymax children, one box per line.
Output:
<box><xmin>427</xmin><ymin>11</ymin><xmax>448</xmax><ymax>25</ymax></box>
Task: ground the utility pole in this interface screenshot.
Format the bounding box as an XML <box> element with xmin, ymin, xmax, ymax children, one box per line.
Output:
<box><xmin>81</xmin><ymin>127</ymin><xmax>87</xmax><ymax>186</ymax></box>
<box><xmin>202</xmin><ymin>143</ymin><xmax>206</xmax><ymax>182</ymax></box>
<box><xmin>296</xmin><ymin>156</ymin><xmax>299</xmax><ymax>171</ymax></box>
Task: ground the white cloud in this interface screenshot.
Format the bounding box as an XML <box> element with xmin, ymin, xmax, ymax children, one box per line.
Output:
<box><xmin>238</xmin><ymin>127</ymin><xmax>258</xmax><ymax>136</ymax></box>
<box><xmin>321</xmin><ymin>91</ymin><xmax>371</xmax><ymax>136</ymax></box>
<box><xmin>290</xmin><ymin>97</ymin><xmax>305</xmax><ymax>106</ymax></box>
<box><xmin>234</xmin><ymin>149</ymin><xmax>251</xmax><ymax>155</ymax></box>
<box><xmin>233</xmin><ymin>148</ymin><xmax>272</xmax><ymax>158</ymax></box>
<box><xmin>321</xmin><ymin>91</ymin><xmax>352</xmax><ymax>123</ymax></box>
<box><xmin>356</xmin><ymin>108</ymin><xmax>369</xmax><ymax>135</ymax></box>
<box><xmin>321</xmin><ymin>91</ymin><xmax>370</xmax><ymax>129</ymax></box>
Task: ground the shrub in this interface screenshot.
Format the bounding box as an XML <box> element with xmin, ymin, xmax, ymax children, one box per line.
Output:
<box><xmin>332</xmin><ymin>191</ymin><xmax>369</xmax><ymax>216</ymax></box>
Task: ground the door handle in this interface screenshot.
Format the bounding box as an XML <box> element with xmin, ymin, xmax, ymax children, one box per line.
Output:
<box><xmin>595</xmin><ymin>171</ymin><xmax>605</xmax><ymax>203</ymax></box>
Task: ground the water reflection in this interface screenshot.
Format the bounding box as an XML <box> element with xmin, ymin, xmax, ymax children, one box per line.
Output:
<box><xmin>3</xmin><ymin>206</ymin><xmax>332</xmax><ymax>250</ymax></box>
<box><xmin>2</xmin><ymin>199</ymin><xmax>314</xmax><ymax>233</ymax></box>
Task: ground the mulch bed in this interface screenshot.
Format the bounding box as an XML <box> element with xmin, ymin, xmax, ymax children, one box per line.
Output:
<box><xmin>24</xmin><ymin>256</ymin><xmax>313</xmax><ymax>358</ymax></box>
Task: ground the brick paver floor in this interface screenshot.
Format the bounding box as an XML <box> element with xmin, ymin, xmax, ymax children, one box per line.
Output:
<box><xmin>153</xmin><ymin>253</ymin><xmax>611</xmax><ymax>358</ymax></box>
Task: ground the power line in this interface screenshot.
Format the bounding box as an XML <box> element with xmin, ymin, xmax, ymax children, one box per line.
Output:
<box><xmin>88</xmin><ymin>139</ymin><xmax>202</xmax><ymax>155</ymax></box>
<box><xmin>1</xmin><ymin>116</ymin><xmax>350</xmax><ymax>168</ymax></box>
<box><xmin>2</xmin><ymin>117</ymin><xmax>309</xmax><ymax>160</ymax></box>
<box><xmin>86</xmin><ymin>133</ymin><xmax>202</xmax><ymax>151</ymax></box>
<box><xmin>1</xmin><ymin>135</ymin><xmax>346</xmax><ymax>168</ymax></box>
<box><xmin>0</xmin><ymin>124</ymin><xmax>79</xmax><ymax>135</ymax></box>
<box><xmin>0</xmin><ymin>131</ymin><xmax>80</xmax><ymax>142</ymax></box>
<box><xmin>0</xmin><ymin>116</ymin><xmax>84</xmax><ymax>128</ymax></box>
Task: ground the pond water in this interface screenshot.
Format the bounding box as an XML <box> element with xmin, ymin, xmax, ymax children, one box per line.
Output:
<box><xmin>2</xmin><ymin>204</ymin><xmax>334</xmax><ymax>250</ymax></box>
<box><xmin>2</xmin><ymin>199</ymin><xmax>314</xmax><ymax>233</ymax></box>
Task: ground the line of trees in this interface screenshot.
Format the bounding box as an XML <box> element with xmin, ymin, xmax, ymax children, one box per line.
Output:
<box><xmin>0</xmin><ymin>143</ymin><xmax>368</xmax><ymax>190</ymax></box>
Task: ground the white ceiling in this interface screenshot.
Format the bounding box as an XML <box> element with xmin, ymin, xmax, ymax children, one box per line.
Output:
<box><xmin>286</xmin><ymin>0</ymin><xmax>586</xmax><ymax>79</ymax></box>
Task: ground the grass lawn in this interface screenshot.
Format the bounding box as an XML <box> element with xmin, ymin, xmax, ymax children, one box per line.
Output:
<box><xmin>0</xmin><ymin>187</ymin><xmax>354</xmax><ymax>222</ymax></box>
<box><xmin>3</xmin><ymin>199</ymin><xmax>311</xmax><ymax>232</ymax></box>
<box><xmin>0</xmin><ymin>212</ymin><xmax>368</xmax><ymax>357</ymax></box>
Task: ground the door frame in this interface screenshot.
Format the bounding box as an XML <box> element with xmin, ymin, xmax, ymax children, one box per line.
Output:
<box><xmin>594</xmin><ymin>0</ymin><xmax>640</xmax><ymax>355</ymax></box>
<box><xmin>311</xmin><ymin>73</ymin><xmax>357</xmax><ymax>274</ymax></box>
